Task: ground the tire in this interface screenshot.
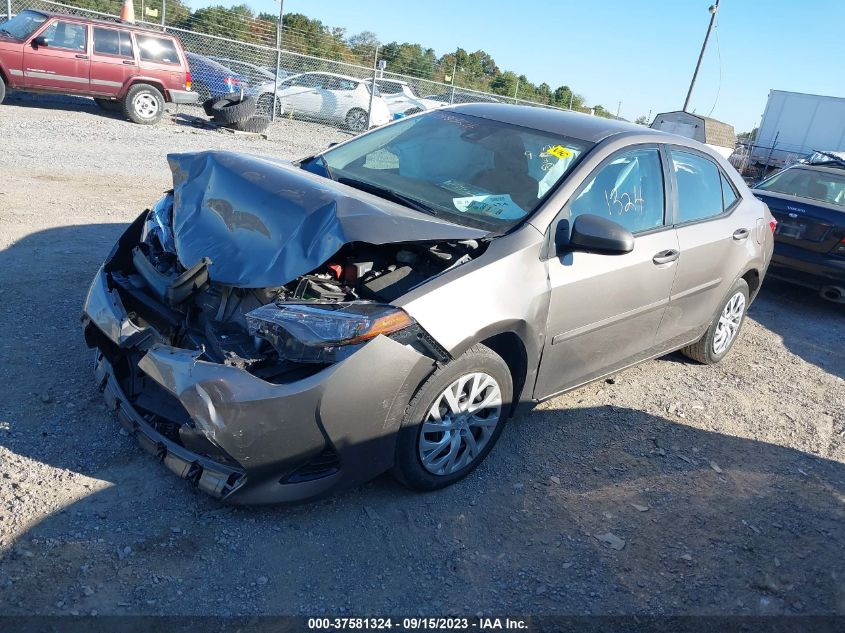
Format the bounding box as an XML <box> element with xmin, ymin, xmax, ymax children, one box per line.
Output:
<box><xmin>209</xmin><ymin>95</ymin><xmax>257</xmax><ymax>124</ymax></box>
<box><xmin>94</xmin><ymin>98</ymin><xmax>122</xmax><ymax>112</ymax></box>
<box><xmin>681</xmin><ymin>278</ymin><xmax>750</xmax><ymax>365</ymax></box>
<box><xmin>404</xmin><ymin>107</ymin><xmax>422</xmax><ymax>115</ymax></box>
<box><xmin>256</xmin><ymin>93</ymin><xmax>277</xmax><ymax>117</ymax></box>
<box><xmin>0</xmin><ymin>79</ymin><xmax>7</xmax><ymax>105</ymax></box>
<box><xmin>201</xmin><ymin>96</ymin><xmax>216</xmax><ymax>117</ymax></box>
<box><xmin>345</xmin><ymin>107</ymin><xmax>369</xmax><ymax>132</ymax></box>
<box><xmin>392</xmin><ymin>344</ymin><xmax>512</xmax><ymax>491</ymax></box>
<box><xmin>225</xmin><ymin>115</ymin><xmax>270</xmax><ymax>133</ymax></box>
<box><xmin>122</xmin><ymin>83</ymin><xmax>165</xmax><ymax>125</ymax></box>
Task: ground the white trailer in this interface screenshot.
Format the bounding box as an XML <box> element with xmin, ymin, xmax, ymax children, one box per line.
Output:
<box><xmin>751</xmin><ymin>90</ymin><xmax>845</xmax><ymax>168</ymax></box>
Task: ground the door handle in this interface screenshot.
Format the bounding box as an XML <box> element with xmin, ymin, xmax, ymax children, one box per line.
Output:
<box><xmin>75</xmin><ymin>54</ymin><xmax>88</xmax><ymax>59</ymax></box>
<box><xmin>122</xmin><ymin>60</ymin><xmax>135</xmax><ymax>65</ymax></box>
<box><xmin>652</xmin><ymin>249</ymin><xmax>680</xmax><ymax>265</ymax></box>
<box><xmin>732</xmin><ymin>228</ymin><xmax>750</xmax><ymax>241</ymax></box>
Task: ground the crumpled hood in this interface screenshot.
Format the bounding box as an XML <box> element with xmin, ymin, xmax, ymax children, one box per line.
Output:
<box><xmin>168</xmin><ymin>151</ymin><xmax>488</xmax><ymax>288</ymax></box>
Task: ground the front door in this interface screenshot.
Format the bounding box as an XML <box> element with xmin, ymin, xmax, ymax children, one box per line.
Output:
<box><xmin>23</xmin><ymin>19</ymin><xmax>90</xmax><ymax>91</ymax></box>
<box><xmin>535</xmin><ymin>146</ymin><xmax>679</xmax><ymax>399</ymax></box>
<box><xmin>90</xmin><ymin>26</ymin><xmax>137</xmax><ymax>96</ymax></box>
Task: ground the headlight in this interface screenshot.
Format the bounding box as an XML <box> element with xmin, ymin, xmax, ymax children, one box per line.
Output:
<box><xmin>140</xmin><ymin>193</ymin><xmax>175</xmax><ymax>253</ymax></box>
<box><xmin>245</xmin><ymin>302</ymin><xmax>414</xmax><ymax>363</ymax></box>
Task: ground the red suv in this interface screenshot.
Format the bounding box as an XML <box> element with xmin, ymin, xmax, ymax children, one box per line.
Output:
<box><xmin>0</xmin><ymin>9</ymin><xmax>197</xmax><ymax>124</ymax></box>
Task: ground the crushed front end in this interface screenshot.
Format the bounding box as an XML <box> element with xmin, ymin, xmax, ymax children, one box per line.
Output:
<box><xmin>81</xmin><ymin>153</ymin><xmax>486</xmax><ymax>503</ymax></box>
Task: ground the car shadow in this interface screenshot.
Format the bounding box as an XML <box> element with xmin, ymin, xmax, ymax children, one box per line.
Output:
<box><xmin>748</xmin><ymin>278</ymin><xmax>844</xmax><ymax>380</ymax></box>
<box><xmin>1</xmin><ymin>223</ymin><xmax>844</xmax><ymax>616</ymax></box>
<box><xmin>4</xmin><ymin>91</ymin><xmax>189</xmax><ymax>121</ymax></box>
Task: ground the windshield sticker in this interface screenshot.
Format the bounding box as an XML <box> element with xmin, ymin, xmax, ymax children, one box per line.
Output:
<box><xmin>453</xmin><ymin>194</ymin><xmax>526</xmax><ymax>220</ymax></box>
<box><xmin>544</xmin><ymin>145</ymin><xmax>573</xmax><ymax>160</ymax></box>
<box><xmin>439</xmin><ymin>179</ymin><xmax>488</xmax><ymax>197</ymax></box>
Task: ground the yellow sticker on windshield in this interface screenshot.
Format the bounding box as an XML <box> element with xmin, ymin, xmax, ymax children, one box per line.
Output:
<box><xmin>545</xmin><ymin>145</ymin><xmax>573</xmax><ymax>159</ymax></box>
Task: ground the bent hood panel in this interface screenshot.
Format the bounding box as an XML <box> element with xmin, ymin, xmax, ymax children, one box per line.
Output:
<box><xmin>168</xmin><ymin>151</ymin><xmax>488</xmax><ymax>288</ymax></box>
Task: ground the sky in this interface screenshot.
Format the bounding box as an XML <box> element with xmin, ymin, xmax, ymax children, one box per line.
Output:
<box><xmin>187</xmin><ymin>0</ymin><xmax>845</xmax><ymax>132</ymax></box>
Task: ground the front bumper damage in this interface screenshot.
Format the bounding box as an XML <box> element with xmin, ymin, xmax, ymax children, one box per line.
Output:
<box><xmin>82</xmin><ymin>265</ymin><xmax>435</xmax><ymax>504</ymax></box>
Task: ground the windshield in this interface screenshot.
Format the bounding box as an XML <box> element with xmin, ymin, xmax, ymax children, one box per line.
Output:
<box><xmin>0</xmin><ymin>10</ymin><xmax>48</xmax><ymax>39</ymax></box>
<box><xmin>756</xmin><ymin>167</ymin><xmax>845</xmax><ymax>208</ymax></box>
<box><xmin>319</xmin><ymin>110</ymin><xmax>592</xmax><ymax>232</ymax></box>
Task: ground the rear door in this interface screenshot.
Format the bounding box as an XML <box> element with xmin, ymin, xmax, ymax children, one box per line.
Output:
<box><xmin>89</xmin><ymin>26</ymin><xmax>136</xmax><ymax>96</ymax></box>
<box><xmin>278</xmin><ymin>73</ymin><xmax>323</xmax><ymax>118</ymax></box>
<box><xmin>656</xmin><ymin>146</ymin><xmax>757</xmax><ymax>347</ymax></box>
<box><xmin>22</xmin><ymin>18</ymin><xmax>90</xmax><ymax>91</ymax></box>
<box><xmin>534</xmin><ymin>145</ymin><xmax>679</xmax><ymax>398</ymax></box>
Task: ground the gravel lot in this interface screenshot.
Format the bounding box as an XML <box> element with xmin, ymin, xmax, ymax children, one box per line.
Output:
<box><xmin>0</xmin><ymin>94</ymin><xmax>843</xmax><ymax>617</ymax></box>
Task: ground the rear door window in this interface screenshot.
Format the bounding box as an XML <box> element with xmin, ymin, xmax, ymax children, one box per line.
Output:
<box><xmin>93</xmin><ymin>27</ymin><xmax>134</xmax><ymax>58</ymax></box>
<box><xmin>671</xmin><ymin>149</ymin><xmax>728</xmax><ymax>223</ymax></box>
<box><xmin>39</xmin><ymin>20</ymin><xmax>87</xmax><ymax>51</ymax></box>
<box><xmin>136</xmin><ymin>35</ymin><xmax>179</xmax><ymax>64</ymax></box>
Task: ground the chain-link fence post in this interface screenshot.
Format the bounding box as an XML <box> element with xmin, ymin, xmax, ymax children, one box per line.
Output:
<box><xmin>271</xmin><ymin>0</ymin><xmax>284</xmax><ymax>122</ymax></box>
<box><xmin>366</xmin><ymin>44</ymin><xmax>379</xmax><ymax>130</ymax></box>
<box><xmin>160</xmin><ymin>0</ymin><xmax>165</xmax><ymax>28</ymax></box>
<box><xmin>5</xmin><ymin>0</ymin><xmax>11</xmax><ymax>21</ymax></box>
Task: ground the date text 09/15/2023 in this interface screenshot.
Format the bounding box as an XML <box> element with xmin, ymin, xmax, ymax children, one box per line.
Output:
<box><xmin>307</xmin><ymin>617</ymin><xmax>530</xmax><ymax>630</ymax></box>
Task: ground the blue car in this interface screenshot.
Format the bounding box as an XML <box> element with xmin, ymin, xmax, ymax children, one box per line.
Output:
<box><xmin>752</xmin><ymin>153</ymin><xmax>845</xmax><ymax>302</ymax></box>
<box><xmin>185</xmin><ymin>53</ymin><xmax>247</xmax><ymax>101</ymax></box>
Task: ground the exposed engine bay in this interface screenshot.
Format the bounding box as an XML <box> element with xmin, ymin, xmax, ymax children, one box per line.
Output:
<box><xmin>110</xmin><ymin>194</ymin><xmax>484</xmax><ymax>383</ymax></box>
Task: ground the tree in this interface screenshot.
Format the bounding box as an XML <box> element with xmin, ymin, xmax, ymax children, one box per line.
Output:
<box><xmin>348</xmin><ymin>31</ymin><xmax>380</xmax><ymax>63</ymax></box>
<box><xmin>635</xmin><ymin>115</ymin><xmax>650</xmax><ymax>125</ymax></box>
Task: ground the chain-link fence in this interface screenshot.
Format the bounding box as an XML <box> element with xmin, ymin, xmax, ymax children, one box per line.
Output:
<box><xmin>7</xmin><ymin>0</ymin><xmax>601</xmax><ymax>132</ymax></box>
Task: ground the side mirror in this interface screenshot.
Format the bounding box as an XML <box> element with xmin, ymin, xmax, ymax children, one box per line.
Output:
<box><xmin>32</xmin><ymin>35</ymin><xmax>49</xmax><ymax>48</ymax></box>
<box><xmin>327</xmin><ymin>142</ymin><xmax>338</xmax><ymax>149</ymax></box>
<box><xmin>563</xmin><ymin>214</ymin><xmax>634</xmax><ymax>255</ymax></box>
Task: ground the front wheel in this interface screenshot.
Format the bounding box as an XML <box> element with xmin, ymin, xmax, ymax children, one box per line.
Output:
<box><xmin>123</xmin><ymin>83</ymin><xmax>165</xmax><ymax>124</ymax></box>
<box><xmin>0</xmin><ymin>79</ymin><xmax>6</xmax><ymax>105</ymax></box>
<box><xmin>345</xmin><ymin>107</ymin><xmax>369</xmax><ymax>132</ymax></box>
<box><xmin>681</xmin><ymin>278</ymin><xmax>749</xmax><ymax>364</ymax></box>
<box><xmin>392</xmin><ymin>344</ymin><xmax>512</xmax><ymax>491</ymax></box>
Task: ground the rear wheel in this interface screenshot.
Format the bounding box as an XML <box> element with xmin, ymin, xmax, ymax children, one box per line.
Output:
<box><xmin>123</xmin><ymin>83</ymin><xmax>164</xmax><ymax>124</ymax></box>
<box><xmin>392</xmin><ymin>344</ymin><xmax>512</xmax><ymax>491</ymax></box>
<box><xmin>681</xmin><ymin>278</ymin><xmax>749</xmax><ymax>364</ymax></box>
<box><xmin>0</xmin><ymin>79</ymin><xmax>6</xmax><ymax>105</ymax></box>
<box><xmin>345</xmin><ymin>107</ymin><xmax>368</xmax><ymax>132</ymax></box>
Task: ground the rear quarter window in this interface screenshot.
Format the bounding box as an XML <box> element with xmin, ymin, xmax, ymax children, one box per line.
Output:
<box><xmin>136</xmin><ymin>35</ymin><xmax>180</xmax><ymax>64</ymax></box>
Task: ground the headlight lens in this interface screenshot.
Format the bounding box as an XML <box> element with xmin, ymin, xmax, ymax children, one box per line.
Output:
<box><xmin>140</xmin><ymin>193</ymin><xmax>175</xmax><ymax>253</ymax></box>
<box><xmin>245</xmin><ymin>302</ymin><xmax>413</xmax><ymax>363</ymax></box>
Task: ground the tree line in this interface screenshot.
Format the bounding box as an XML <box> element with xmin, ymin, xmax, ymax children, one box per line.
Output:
<box><xmin>65</xmin><ymin>0</ymin><xmax>616</xmax><ymax>117</ymax></box>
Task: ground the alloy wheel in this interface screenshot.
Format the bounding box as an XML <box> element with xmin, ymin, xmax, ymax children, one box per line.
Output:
<box><xmin>347</xmin><ymin>109</ymin><xmax>368</xmax><ymax>131</ymax></box>
<box><xmin>712</xmin><ymin>291</ymin><xmax>745</xmax><ymax>355</ymax></box>
<box><xmin>418</xmin><ymin>372</ymin><xmax>502</xmax><ymax>476</ymax></box>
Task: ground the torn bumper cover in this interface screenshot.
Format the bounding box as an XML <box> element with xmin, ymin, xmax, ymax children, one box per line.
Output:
<box><xmin>82</xmin><ymin>266</ymin><xmax>434</xmax><ymax>504</ymax></box>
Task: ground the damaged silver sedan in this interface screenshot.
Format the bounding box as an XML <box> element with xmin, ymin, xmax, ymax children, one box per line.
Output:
<box><xmin>82</xmin><ymin>104</ymin><xmax>774</xmax><ymax>504</ymax></box>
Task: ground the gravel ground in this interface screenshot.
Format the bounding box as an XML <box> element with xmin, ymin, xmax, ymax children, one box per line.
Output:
<box><xmin>0</xmin><ymin>94</ymin><xmax>844</xmax><ymax>617</ymax></box>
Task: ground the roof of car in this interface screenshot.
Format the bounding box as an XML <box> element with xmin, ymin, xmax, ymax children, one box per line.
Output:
<box><xmin>450</xmin><ymin>103</ymin><xmax>673</xmax><ymax>144</ymax></box>
<box><xmin>32</xmin><ymin>10</ymin><xmax>174</xmax><ymax>35</ymax></box>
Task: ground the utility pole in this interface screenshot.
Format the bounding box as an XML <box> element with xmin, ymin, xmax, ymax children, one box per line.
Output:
<box><xmin>513</xmin><ymin>77</ymin><xmax>520</xmax><ymax>104</ymax></box>
<box><xmin>683</xmin><ymin>0</ymin><xmax>720</xmax><ymax>112</ymax></box>
<box><xmin>160</xmin><ymin>0</ymin><xmax>165</xmax><ymax>28</ymax></box>
<box><xmin>616</xmin><ymin>101</ymin><xmax>621</xmax><ymax>118</ymax></box>
<box><xmin>272</xmin><ymin>0</ymin><xmax>284</xmax><ymax>122</ymax></box>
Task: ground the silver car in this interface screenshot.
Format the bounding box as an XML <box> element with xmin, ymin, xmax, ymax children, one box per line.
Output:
<box><xmin>81</xmin><ymin>104</ymin><xmax>775</xmax><ymax>504</ymax></box>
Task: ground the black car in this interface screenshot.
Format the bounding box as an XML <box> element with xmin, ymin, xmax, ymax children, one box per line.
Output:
<box><xmin>752</xmin><ymin>158</ymin><xmax>845</xmax><ymax>302</ymax></box>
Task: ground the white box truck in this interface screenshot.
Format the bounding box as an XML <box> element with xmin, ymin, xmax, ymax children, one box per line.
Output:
<box><xmin>751</xmin><ymin>90</ymin><xmax>845</xmax><ymax>168</ymax></box>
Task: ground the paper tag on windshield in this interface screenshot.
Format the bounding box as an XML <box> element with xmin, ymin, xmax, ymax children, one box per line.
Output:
<box><xmin>545</xmin><ymin>145</ymin><xmax>573</xmax><ymax>159</ymax></box>
<box><xmin>453</xmin><ymin>194</ymin><xmax>526</xmax><ymax>220</ymax></box>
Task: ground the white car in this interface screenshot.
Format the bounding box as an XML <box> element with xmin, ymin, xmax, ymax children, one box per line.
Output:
<box><xmin>249</xmin><ymin>72</ymin><xmax>391</xmax><ymax>131</ymax></box>
<box><xmin>370</xmin><ymin>79</ymin><xmax>444</xmax><ymax>116</ymax></box>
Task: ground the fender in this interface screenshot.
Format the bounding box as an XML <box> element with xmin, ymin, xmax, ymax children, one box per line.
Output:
<box><xmin>119</xmin><ymin>76</ymin><xmax>168</xmax><ymax>101</ymax></box>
